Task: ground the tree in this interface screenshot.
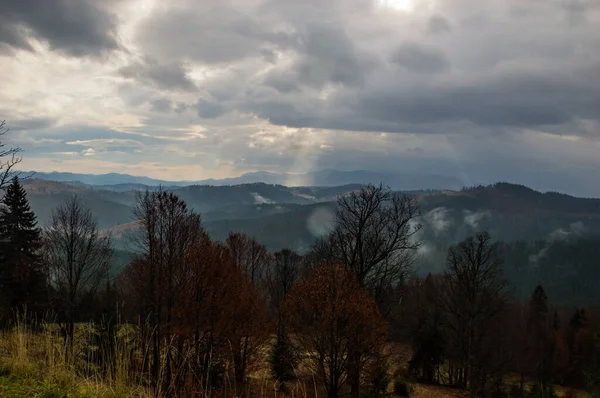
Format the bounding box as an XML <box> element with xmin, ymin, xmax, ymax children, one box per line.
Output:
<box><xmin>44</xmin><ymin>195</ymin><xmax>112</xmax><ymax>351</ymax></box>
<box><xmin>266</xmin><ymin>249</ymin><xmax>303</xmax><ymax>383</ymax></box>
<box><xmin>312</xmin><ymin>184</ymin><xmax>421</xmax><ymax>308</ymax></box>
<box><xmin>439</xmin><ymin>232</ymin><xmax>509</xmax><ymax>397</ymax></box>
<box><xmin>182</xmin><ymin>237</ymin><xmax>268</xmax><ymax>395</ymax></box>
<box><xmin>127</xmin><ymin>189</ymin><xmax>203</xmax><ymax>390</ymax></box>
<box><xmin>311</xmin><ymin>184</ymin><xmax>420</xmax><ymax>397</ymax></box>
<box><xmin>0</xmin><ymin>120</ymin><xmax>22</xmax><ymax>190</ymax></box>
<box><xmin>284</xmin><ymin>264</ymin><xmax>387</xmax><ymax>398</ymax></box>
<box><xmin>401</xmin><ymin>274</ymin><xmax>446</xmax><ymax>383</ymax></box>
<box><xmin>224</xmin><ymin>233</ymin><xmax>272</xmax><ymax>388</ymax></box>
<box><xmin>0</xmin><ymin>177</ymin><xmax>44</xmax><ymax>320</ymax></box>
<box><xmin>226</xmin><ymin>232</ymin><xmax>270</xmax><ymax>287</ymax></box>
<box><xmin>527</xmin><ymin>285</ymin><xmax>556</xmax><ymax>389</ymax></box>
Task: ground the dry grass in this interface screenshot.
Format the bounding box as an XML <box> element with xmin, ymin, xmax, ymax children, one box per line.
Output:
<box><xmin>0</xmin><ymin>319</ymin><xmax>151</xmax><ymax>398</ymax></box>
<box><xmin>0</xmin><ymin>322</ymin><xmax>592</xmax><ymax>397</ymax></box>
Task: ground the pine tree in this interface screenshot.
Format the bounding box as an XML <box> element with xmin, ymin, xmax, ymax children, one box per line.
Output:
<box><xmin>0</xmin><ymin>177</ymin><xmax>45</xmax><ymax>318</ymax></box>
<box><xmin>527</xmin><ymin>285</ymin><xmax>554</xmax><ymax>389</ymax></box>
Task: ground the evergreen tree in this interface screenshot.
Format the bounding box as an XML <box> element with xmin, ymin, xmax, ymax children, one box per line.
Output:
<box><xmin>0</xmin><ymin>177</ymin><xmax>45</xmax><ymax>318</ymax></box>
<box><xmin>529</xmin><ymin>285</ymin><xmax>548</xmax><ymax>326</ymax></box>
<box><xmin>527</xmin><ymin>285</ymin><xmax>554</xmax><ymax>389</ymax></box>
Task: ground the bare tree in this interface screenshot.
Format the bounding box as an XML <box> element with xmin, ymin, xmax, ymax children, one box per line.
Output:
<box><xmin>266</xmin><ymin>249</ymin><xmax>302</xmax><ymax>315</ymax></box>
<box><xmin>226</xmin><ymin>232</ymin><xmax>270</xmax><ymax>287</ymax></box>
<box><xmin>312</xmin><ymin>184</ymin><xmax>421</xmax><ymax>397</ymax></box>
<box><xmin>128</xmin><ymin>189</ymin><xmax>203</xmax><ymax>390</ymax></box>
<box><xmin>44</xmin><ymin>195</ymin><xmax>112</xmax><ymax>350</ymax></box>
<box><xmin>266</xmin><ymin>249</ymin><xmax>303</xmax><ymax>383</ymax></box>
<box><xmin>312</xmin><ymin>184</ymin><xmax>421</xmax><ymax>306</ymax></box>
<box><xmin>439</xmin><ymin>232</ymin><xmax>509</xmax><ymax>397</ymax></box>
<box><xmin>0</xmin><ymin>120</ymin><xmax>23</xmax><ymax>190</ymax></box>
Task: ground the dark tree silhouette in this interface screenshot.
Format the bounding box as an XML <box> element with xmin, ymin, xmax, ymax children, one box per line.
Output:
<box><xmin>44</xmin><ymin>195</ymin><xmax>112</xmax><ymax>352</ymax></box>
<box><xmin>266</xmin><ymin>249</ymin><xmax>303</xmax><ymax>383</ymax></box>
<box><xmin>312</xmin><ymin>183</ymin><xmax>421</xmax><ymax>307</ymax></box>
<box><xmin>0</xmin><ymin>120</ymin><xmax>22</xmax><ymax>190</ymax></box>
<box><xmin>527</xmin><ymin>285</ymin><xmax>557</xmax><ymax>390</ymax></box>
<box><xmin>128</xmin><ymin>189</ymin><xmax>203</xmax><ymax>390</ymax></box>
<box><xmin>439</xmin><ymin>232</ymin><xmax>508</xmax><ymax>397</ymax></box>
<box><xmin>226</xmin><ymin>232</ymin><xmax>270</xmax><ymax>287</ymax></box>
<box><xmin>0</xmin><ymin>177</ymin><xmax>45</xmax><ymax>320</ymax></box>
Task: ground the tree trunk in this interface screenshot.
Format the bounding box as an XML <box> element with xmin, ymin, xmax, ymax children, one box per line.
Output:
<box><xmin>348</xmin><ymin>350</ymin><xmax>360</xmax><ymax>398</ymax></box>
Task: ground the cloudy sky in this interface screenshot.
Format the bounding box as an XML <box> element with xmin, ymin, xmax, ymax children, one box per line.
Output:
<box><xmin>1</xmin><ymin>0</ymin><xmax>599</xmax><ymax>194</ymax></box>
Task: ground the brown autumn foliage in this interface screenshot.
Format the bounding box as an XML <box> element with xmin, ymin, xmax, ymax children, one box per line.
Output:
<box><xmin>120</xmin><ymin>191</ymin><xmax>270</xmax><ymax>395</ymax></box>
<box><xmin>283</xmin><ymin>263</ymin><xmax>387</xmax><ymax>398</ymax></box>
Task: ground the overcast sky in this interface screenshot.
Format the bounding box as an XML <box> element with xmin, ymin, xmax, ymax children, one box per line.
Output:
<box><xmin>1</xmin><ymin>0</ymin><xmax>599</xmax><ymax>194</ymax></box>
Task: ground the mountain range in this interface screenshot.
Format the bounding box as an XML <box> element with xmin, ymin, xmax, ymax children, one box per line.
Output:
<box><xmin>19</xmin><ymin>178</ymin><xmax>600</xmax><ymax>250</ymax></box>
<box><xmin>27</xmin><ymin>169</ymin><xmax>464</xmax><ymax>191</ymax></box>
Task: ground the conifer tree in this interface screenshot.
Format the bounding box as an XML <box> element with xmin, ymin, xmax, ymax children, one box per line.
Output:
<box><xmin>0</xmin><ymin>177</ymin><xmax>45</xmax><ymax>318</ymax></box>
<box><xmin>528</xmin><ymin>285</ymin><xmax>555</xmax><ymax>389</ymax></box>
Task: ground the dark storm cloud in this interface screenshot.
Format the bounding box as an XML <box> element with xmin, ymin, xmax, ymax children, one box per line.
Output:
<box><xmin>389</xmin><ymin>43</ymin><xmax>449</xmax><ymax>73</ymax></box>
<box><xmin>243</xmin><ymin>64</ymin><xmax>600</xmax><ymax>134</ymax></box>
<box><xmin>132</xmin><ymin>0</ymin><xmax>599</xmax><ymax>137</ymax></box>
<box><xmin>214</xmin><ymin>0</ymin><xmax>599</xmax><ymax>136</ymax></box>
<box><xmin>119</xmin><ymin>57</ymin><xmax>198</xmax><ymax>92</ymax></box>
<box><xmin>0</xmin><ymin>0</ymin><xmax>119</xmax><ymax>56</ymax></box>
<box><xmin>294</xmin><ymin>23</ymin><xmax>368</xmax><ymax>88</ymax></box>
<box><xmin>137</xmin><ymin>5</ymin><xmax>298</xmax><ymax>65</ymax></box>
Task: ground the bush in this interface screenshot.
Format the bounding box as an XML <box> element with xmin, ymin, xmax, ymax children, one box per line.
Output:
<box><xmin>366</xmin><ymin>358</ymin><xmax>391</xmax><ymax>398</ymax></box>
<box><xmin>393</xmin><ymin>376</ymin><xmax>414</xmax><ymax>397</ymax></box>
<box><xmin>527</xmin><ymin>383</ymin><xmax>556</xmax><ymax>398</ymax></box>
<box><xmin>269</xmin><ymin>333</ymin><xmax>297</xmax><ymax>383</ymax></box>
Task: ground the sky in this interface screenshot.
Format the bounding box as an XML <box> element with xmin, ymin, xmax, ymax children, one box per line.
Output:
<box><xmin>1</xmin><ymin>0</ymin><xmax>599</xmax><ymax>195</ymax></box>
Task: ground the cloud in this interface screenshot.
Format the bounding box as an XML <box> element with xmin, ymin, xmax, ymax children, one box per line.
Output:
<box><xmin>149</xmin><ymin>98</ymin><xmax>173</xmax><ymax>113</ymax></box>
<box><xmin>463</xmin><ymin>209</ymin><xmax>491</xmax><ymax>229</ymax></box>
<box><xmin>427</xmin><ymin>15</ymin><xmax>452</xmax><ymax>34</ymax></box>
<box><xmin>389</xmin><ymin>43</ymin><xmax>449</xmax><ymax>73</ymax></box>
<box><xmin>0</xmin><ymin>0</ymin><xmax>120</xmax><ymax>57</ymax></box>
<box><xmin>530</xmin><ymin>221</ymin><xmax>587</xmax><ymax>264</ymax></box>
<box><xmin>2</xmin><ymin>0</ymin><xmax>600</xmax><ymax>194</ymax></box>
<box><xmin>136</xmin><ymin>4</ymin><xmax>297</xmax><ymax>65</ymax></box>
<box><xmin>424</xmin><ymin>207</ymin><xmax>451</xmax><ymax>236</ymax></box>
<box><xmin>82</xmin><ymin>148</ymin><xmax>96</xmax><ymax>156</ymax></box>
<box><xmin>119</xmin><ymin>57</ymin><xmax>198</xmax><ymax>92</ymax></box>
<box><xmin>195</xmin><ymin>98</ymin><xmax>226</xmax><ymax>119</ymax></box>
<box><xmin>8</xmin><ymin>117</ymin><xmax>56</xmax><ymax>131</ymax></box>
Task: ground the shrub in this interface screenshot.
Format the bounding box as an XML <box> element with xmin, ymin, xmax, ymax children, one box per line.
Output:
<box><xmin>527</xmin><ymin>383</ymin><xmax>556</xmax><ymax>398</ymax></box>
<box><xmin>269</xmin><ymin>333</ymin><xmax>297</xmax><ymax>383</ymax></box>
<box><xmin>393</xmin><ymin>376</ymin><xmax>414</xmax><ymax>397</ymax></box>
<box><xmin>366</xmin><ymin>358</ymin><xmax>391</xmax><ymax>398</ymax></box>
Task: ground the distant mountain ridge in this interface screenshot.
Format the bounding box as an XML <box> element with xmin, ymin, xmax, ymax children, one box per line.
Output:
<box><xmin>27</xmin><ymin>169</ymin><xmax>464</xmax><ymax>191</ymax></box>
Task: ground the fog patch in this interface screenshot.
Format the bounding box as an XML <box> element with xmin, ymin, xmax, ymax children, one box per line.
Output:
<box><xmin>529</xmin><ymin>221</ymin><xmax>586</xmax><ymax>265</ymax></box>
<box><xmin>307</xmin><ymin>206</ymin><xmax>336</xmax><ymax>237</ymax></box>
<box><xmin>251</xmin><ymin>192</ymin><xmax>274</xmax><ymax>204</ymax></box>
<box><xmin>424</xmin><ymin>207</ymin><xmax>451</xmax><ymax>236</ymax></box>
<box><xmin>463</xmin><ymin>209</ymin><xmax>491</xmax><ymax>229</ymax></box>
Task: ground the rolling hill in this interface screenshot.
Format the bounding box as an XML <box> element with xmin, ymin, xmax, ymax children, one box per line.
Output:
<box><xmin>18</xmin><ymin>179</ymin><xmax>600</xmax><ymax>254</ymax></box>
<box><xmin>13</xmin><ymin>178</ymin><xmax>600</xmax><ymax>305</ymax></box>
